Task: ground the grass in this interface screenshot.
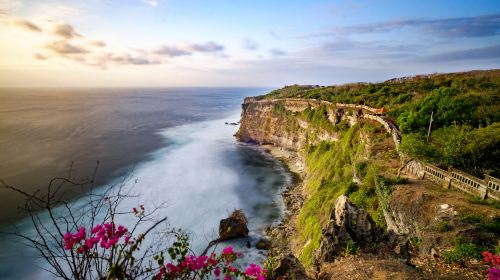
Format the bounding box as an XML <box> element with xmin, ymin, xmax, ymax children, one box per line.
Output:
<box><xmin>435</xmin><ymin>220</ymin><xmax>453</xmax><ymax>232</ymax></box>
<box><xmin>297</xmin><ymin>126</ymin><xmax>361</xmax><ymax>266</ymax></box>
<box><xmin>409</xmin><ymin>236</ymin><xmax>422</xmax><ymax>248</ymax></box>
<box><xmin>296</xmin><ymin>122</ymin><xmax>399</xmax><ymax>266</ymax></box>
<box><xmin>468</xmin><ymin>196</ymin><xmax>500</xmax><ymax>209</ymax></box>
<box><xmin>442</xmin><ymin>237</ymin><xmax>483</xmax><ymax>264</ymax></box>
<box><xmin>459</xmin><ymin>212</ymin><xmax>500</xmax><ymax>235</ymax></box>
<box><xmin>341</xmin><ymin>241</ymin><xmax>360</xmax><ymax>257</ymax></box>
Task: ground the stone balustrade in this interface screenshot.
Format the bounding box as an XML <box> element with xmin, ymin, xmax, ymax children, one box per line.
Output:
<box><xmin>406</xmin><ymin>161</ymin><xmax>499</xmax><ymax>200</ymax></box>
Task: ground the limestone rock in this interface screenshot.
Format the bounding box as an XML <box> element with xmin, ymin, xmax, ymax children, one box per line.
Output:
<box><xmin>272</xmin><ymin>254</ymin><xmax>309</xmax><ymax>280</ymax></box>
<box><xmin>219</xmin><ymin>209</ymin><xmax>249</xmax><ymax>241</ymax></box>
<box><xmin>318</xmin><ymin>195</ymin><xmax>378</xmax><ymax>262</ymax></box>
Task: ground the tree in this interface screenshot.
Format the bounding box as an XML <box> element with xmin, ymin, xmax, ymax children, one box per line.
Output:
<box><xmin>0</xmin><ymin>167</ymin><xmax>267</xmax><ymax>280</ymax></box>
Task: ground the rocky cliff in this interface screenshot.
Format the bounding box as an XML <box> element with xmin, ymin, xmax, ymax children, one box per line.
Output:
<box><xmin>237</xmin><ymin>96</ymin><xmax>500</xmax><ymax>280</ymax></box>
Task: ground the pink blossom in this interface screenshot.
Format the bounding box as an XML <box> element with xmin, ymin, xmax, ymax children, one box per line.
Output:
<box><xmin>214</xmin><ymin>267</ymin><xmax>221</xmax><ymax>277</ymax></box>
<box><xmin>222</xmin><ymin>246</ymin><xmax>234</xmax><ymax>255</ymax></box>
<box><xmin>489</xmin><ymin>267</ymin><xmax>500</xmax><ymax>280</ymax></box>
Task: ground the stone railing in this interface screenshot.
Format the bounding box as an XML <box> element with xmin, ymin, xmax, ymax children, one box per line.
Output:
<box><xmin>405</xmin><ymin>160</ymin><xmax>499</xmax><ymax>200</ymax></box>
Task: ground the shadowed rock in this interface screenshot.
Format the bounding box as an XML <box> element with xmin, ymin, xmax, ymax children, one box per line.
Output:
<box><xmin>318</xmin><ymin>195</ymin><xmax>378</xmax><ymax>262</ymax></box>
<box><xmin>219</xmin><ymin>209</ymin><xmax>249</xmax><ymax>240</ymax></box>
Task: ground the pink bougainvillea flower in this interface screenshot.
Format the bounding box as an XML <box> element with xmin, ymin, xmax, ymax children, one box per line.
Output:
<box><xmin>222</xmin><ymin>246</ymin><xmax>234</xmax><ymax>255</ymax></box>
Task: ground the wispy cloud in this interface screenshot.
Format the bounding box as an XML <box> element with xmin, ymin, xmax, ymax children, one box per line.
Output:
<box><xmin>270</xmin><ymin>48</ymin><xmax>287</xmax><ymax>57</ymax></box>
<box><xmin>90</xmin><ymin>40</ymin><xmax>106</xmax><ymax>48</ymax></box>
<box><xmin>52</xmin><ymin>23</ymin><xmax>80</xmax><ymax>39</ymax></box>
<box><xmin>153</xmin><ymin>45</ymin><xmax>191</xmax><ymax>57</ymax></box>
<box><xmin>34</xmin><ymin>53</ymin><xmax>47</xmax><ymax>60</ymax></box>
<box><xmin>0</xmin><ymin>0</ymin><xmax>22</xmax><ymax>15</ymax></box>
<box><xmin>269</xmin><ymin>30</ymin><xmax>281</xmax><ymax>40</ymax></box>
<box><xmin>426</xmin><ymin>45</ymin><xmax>500</xmax><ymax>62</ymax></box>
<box><xmin>143</xmin><ymin>0</ymin><xmax>159</xmax><ymax>7</ymax></box>
<box><xmin>28</xmin><ymin>19</ymin><xmax>226</xmax><ymax>68</ymax></box>
<box><xmin>46</xmin><ymin>40</ymin><xmax>89</xmax><ymax>54</ymax></box>
<box><xmin>310</xmin><ymin>14</ymin><xmax>500</xmax><ymax>38</ymax></box>
<box><xmin>243</xmin><ymin>38</ymin><xmax>259</xmax><ymax>50</ymax></box>
<box><xmin>13</xmin><ymin>19</ymin><xmax>41</xmax><ymax>32</ymax></box>
<box><xmin>101</xmin><ymin>53</ymin><xmax>161</xmax><ymax>66</ymax></box>
<box><xmin>187</xmin><ymin>41</ymin><xmax>224</xmax><ymax>52</ymax></box>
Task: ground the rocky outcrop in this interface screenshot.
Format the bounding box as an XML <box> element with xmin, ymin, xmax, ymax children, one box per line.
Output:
<box><xmin>271</xmin><ymin>254</ymin><xmax>309</xmax><ymax>280</ymax></box>
<box><xmin>219</xmin><ymin>209</ymin><xmax>249</xmax><ymax>240</ymax></box>
<box><xmin>318</xmin><ymin>196</ymin><xmax>378</xmax><ymax>262</ymax></box>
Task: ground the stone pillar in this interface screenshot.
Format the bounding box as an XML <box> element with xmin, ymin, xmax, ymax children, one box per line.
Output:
<box><xmin>442</xmin><ymin>177</ymin><xmax>451</xmax><ymax>189</ymax></box>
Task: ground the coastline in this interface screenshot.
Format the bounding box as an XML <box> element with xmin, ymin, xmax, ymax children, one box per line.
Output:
<box><xmin>259</xmin><ymin>144</ymin><xmax>311</xmax><ymax>278</ymax></box>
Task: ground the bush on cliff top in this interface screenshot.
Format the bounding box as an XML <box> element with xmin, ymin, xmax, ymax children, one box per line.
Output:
<box><xmin>260</xmin><ymin>70</ymin><xmax>500</xmax><ymax>176</ymax></box>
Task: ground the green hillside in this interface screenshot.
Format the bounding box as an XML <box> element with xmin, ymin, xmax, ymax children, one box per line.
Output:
<box><xmin>260</xmin><ymin>70</ymin><xmax>500</xmax><ymax>177</ymax></box>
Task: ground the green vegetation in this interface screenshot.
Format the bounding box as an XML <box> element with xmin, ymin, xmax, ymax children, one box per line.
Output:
<box><xmin>296</xmin><ymin>124</ymin><xmax>363</xmax><ymax>266</ymax></box>
<box><xmin>295</xmin><ymin>121</ymin><xmax>402</xmax><ymax>266</ymax></box>
<box><xmin>261</xmin><ymin>70</ymin><xmax>500</xmax><ymax>176</ymax></box>
<box><xmin>442</xmin><ymin>237</ymin><xmax>483</xmax><ymax>264</ymax></box>
<box><xmin>435</xmin><ymin>220</ymin><xmax>453</xmax><ymax>232</ymax></box>
<box><xmin>409</xmin><ymin>236</ymin><xmax>422</xmax><ymax>248</ymax></box>
<box><xmin>341</xmin><ymin>241</ymin><xmax>360</xmax><ymax>257</ymax></box>
<box><xmin>467</xmin><ymin>196</ymin><xmax>500</xmax><ymax>209</ymax></box>
<box><xmin>301</xmin><ymin>105</ymin><xmax>337</xmax><ymax>133</ymax></box>
<box><xmin>459</xmin><ymin>213</ymin><xmax>500</xmax><ymax>234</ymax></box>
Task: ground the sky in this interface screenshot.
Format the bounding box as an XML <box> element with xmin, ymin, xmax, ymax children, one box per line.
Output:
<box><xmin>0</xmin><ymin>0</ymin><xmax>499</xmax><ymax>87</ymax></box>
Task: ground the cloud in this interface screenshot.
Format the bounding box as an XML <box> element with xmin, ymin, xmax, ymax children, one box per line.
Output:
<box><xmin>34</xmin><ymin>53</ymin><xmax>48</xmax><ymax>60</ymax></box>
<box><xmin>426</xmin><ymin>45</ymin><xmax>500</xmax><ymax>62</ymax></box>
<box><xmin>154</xmin><ymin>45</ymin><xmax>191</xmax><ymax>57</ymax></box>
<box><xmin>243</xmin><ymin>38</ymin><xmax>259</xmax><ymax>50</ymax></box>
<box><xmin>270</xmin><ymin>48</ymin><xmax>287</xmax><ymax>57</ymax></box>
<box><xmin>315</xmin><ymin>38</ymin><xmax>421</xmax><ymax>58</ymax></box>
<box><xmin>90</xmin><ymin>40</ymin><xmax>106</xmax><ymax>48</ymax></box>
<box><xmin>28</xmin><ymin>3</ymin><xmax>81</xmax><ymax>20</ymax></box>
<box><xmin>13</xmin><ymin>19</ymin><xmax>42</xmax><ymax>32</ymax></box>
<box><xmin>313</xmin><ymin>13</ymin><xmax>500</xmax><ymax>38</ymax></box>
<box><xmin>46</xmin><ymin>41</ymin><xmax>88</xmax><ymax>54</ymax></box>
<box><xmin>52</xmin><ymin>23</ymin><xmax>81</xmax><ymax>39</ymax></box>
<box><xmin>103</xmin><ymin>53</ymin><xmax>161</xmax><ymax>65</ymax></box>
<box><xmin>269</xmin><ymin>30</ymin><xmax>281</xmax><ymax>40</ymax></box>
<box><xmin>0</xmin><ymin>0</ymin><xmax>22</xmax><ymax>15</ymax></box>
<box><xmin>154</xmin><ymin>41</ymin><xmax>224</xmax><ymax>57</ymax></box>
<box><xmin>143</xmin><ymin>0</ymin><xmax>158</xmax><ymax>7</ymax></box>
<box><xmin>187</xmin><ymin>41</ymin><xmax>224</xmax><ymax>52</ymax></box>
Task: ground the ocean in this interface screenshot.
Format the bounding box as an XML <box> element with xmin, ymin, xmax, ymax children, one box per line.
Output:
<box><xmin>0</xmin><ymin>88</ymin><xmax>290</xmax><ymax>279</ymax></box>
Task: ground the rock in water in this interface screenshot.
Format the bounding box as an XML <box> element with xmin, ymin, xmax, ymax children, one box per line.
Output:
<box><xmin>219</xmin><ymin>209</ymin><xmax>249</xmax><ymax>240</ymax></box>
<box><xmin>318</xmin><ymin>195</ymin><xmax>378</xmax><ymax>262</ymax></box>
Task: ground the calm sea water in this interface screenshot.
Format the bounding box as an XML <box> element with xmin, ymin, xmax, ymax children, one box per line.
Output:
<box><xmin>0</xmin><ymin>88</ymin><xmax>290</xmax><ymax>279</ymax></box>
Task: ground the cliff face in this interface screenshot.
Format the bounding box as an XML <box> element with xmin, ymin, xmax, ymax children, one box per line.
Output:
<box><xmin>237</xmin><ymin>96</ymin><xmax>499</xmax><ymax>280</ymax></box>
<box><xmin>237</xmin><ymin>98</ymin><xmax>339</xmax><ymax>152</ymax></box>
<box><xmin>237</xmin><ymin>98</ymin><xmax>308</xmax><ymax>151</ymax></box>
<box><xmin>237</xmin><ymin>97</ymin><xmax>401</xmax><ymax>153</ymax></box>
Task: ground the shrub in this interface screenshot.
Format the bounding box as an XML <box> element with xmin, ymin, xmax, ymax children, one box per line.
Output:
<box><xmin>342</xmin><ymin>241</ymin><xmax>360</xmax><ymax>257</ymax></box>
<box><xmin>435</xmin><ymin>221</ymin><xmax>453</xmax><ymax>232</ymax></box>
<box><xmin>442</xmin><ymin>238</ymin><xmax>483</xmax><ymax>264</ymax></box>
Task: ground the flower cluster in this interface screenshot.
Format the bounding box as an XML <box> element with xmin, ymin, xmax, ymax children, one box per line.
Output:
<box><xmin>63</xmin><ymin>227</ymin><xmax>86</xmax><ymax>251</ymax></box>
<box><xmin>63</xmin><ymin>223</ymin><xmax>130</xmax><ymax>254</ymax></box>
<box><xmin>156</xmin><ymin>246</ymin><xmax>267</xmax><ymax>280</ymax></box>
<box><xmin>483</xmin><ymin>251</ymin><xmax>500</xmax><ymax>280</ymax></box>
<box><xmin>245</xmin><ymin>264</ymin><xmax>266</xmax><ymax>280</ymax></box>
<box><xmin>133</xmin><ymin>205</ymin><xmax>145</xmax><ymax>217</ymax></box>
